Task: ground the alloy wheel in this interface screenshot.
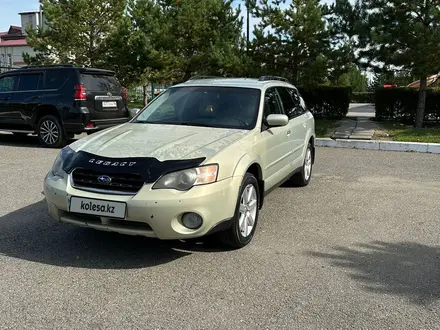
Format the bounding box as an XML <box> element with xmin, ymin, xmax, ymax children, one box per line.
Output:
<box><xmin>40</xmin><ymin>120</ymin><xmax>59</xmax><ymax>145</ymax></box>
<box><xmin>238</xmin><ymin>183</ymin><xmax>258</xmax><ymax>238</ymax></box>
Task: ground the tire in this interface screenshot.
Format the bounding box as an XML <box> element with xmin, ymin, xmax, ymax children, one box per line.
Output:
<box><xmin>290</xmin><ymin>142</ymin><xmax>313</xmax><ymax>187</ymax></box>
<box><xmin>37</xmin><ymin>115</ymin><xmax>67</xmax><ymax>148</ymax></box>
<box><xmin>220</xmin><ymin>173</ymin><xmax>260</xmax><ymax>249</ymax></box>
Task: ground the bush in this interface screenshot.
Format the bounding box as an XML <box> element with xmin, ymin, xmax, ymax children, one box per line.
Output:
<box><xmin>351</xmin><ymin>92</ymin><xmax>375</xmax><ymax>103</ymax></box>
<box><xmin>375</xmin><ymin>88</ymin><xmax>440</xmax><ymax>123</ymax></box>
<box><xmin>298</xmin><ymin>86</ymin><xmax>351</xmax><ymax>119</ymax></box>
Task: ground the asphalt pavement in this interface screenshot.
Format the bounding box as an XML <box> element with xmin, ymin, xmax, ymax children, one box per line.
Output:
<box><xmin>1</xmin><ymin>133</ymin><xmax>440</xmax><ymax>330</ymax></box>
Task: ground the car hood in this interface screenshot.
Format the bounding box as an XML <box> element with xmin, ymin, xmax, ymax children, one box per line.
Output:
<box><xmin>69</xmin><ymin>123</ymin><xmax>248</xmax><ymax>161</ymax></box>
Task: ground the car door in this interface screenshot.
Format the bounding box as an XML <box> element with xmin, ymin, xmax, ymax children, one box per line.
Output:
<box><xmin>276</xmin><ymin>86</ymin><xmax>308</xmax><ymax>170</ymax></box>
<box><xmin>260</xmin><ymin>87</ymin><xmax>292</xmax><ymax>190</ymax></box>
<box><xmin>9</xmin><ymin>71</ymin><xmax>44</xmax><ymax>126</ymax></box>
<box><xmin>0</xmin><ymin>74</ymin><xmax>18</xmax><ymax>124</ymax></box>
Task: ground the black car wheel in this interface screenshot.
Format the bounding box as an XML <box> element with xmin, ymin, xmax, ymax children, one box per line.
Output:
<box><xmin>37</xmin><ymin>115</ymin><xmax>67</xmax><ymax>148</ymax></box>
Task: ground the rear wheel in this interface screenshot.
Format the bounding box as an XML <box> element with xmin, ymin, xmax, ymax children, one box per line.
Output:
<box><xmin>290</xmin><ymin>142</ymin><xmax>313</xmax><ymax>187</ymax></box>
<box><xmin>37</xmin><ymin>115</ymin><xmax>67</xmax><ymax>148</ymax></box>
<box><xmin>220</xmin><ymin>173</ymin><xmax>260</xmax><ymax>249</ymax></box>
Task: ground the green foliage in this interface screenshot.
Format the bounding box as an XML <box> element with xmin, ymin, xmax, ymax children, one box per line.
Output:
<box><xmin>368</xmin><ymin>71</ymin><xmax>415</xmax><ymax>90</ymax></box>
<box><xmin>358</xmin><ymin>0</ymin><xmax>440</xmax><ymax>126</ymax></box>
<box><xmin>24</xmin><ymin>0</ymin><xmax>125</xmax><ymax>67</ymax></box>
<box><xmin>153</xmin><ymin>0</ymin><xmax>246</xmax><ymax>82</ymax></box>
<box><xmin>298</xmin><ymin>86</ymin><xmax>351</xmax><ymax>119</ymax></box>
<box><xmin>351</xmin><ymin>92</ymin><xmax>374</xmax><ymax>103</ymax></box>
<box><xmin>359</xmin><ymin>0</ymin><xmax>440</xmax><ymax>78</ymax></box>
<box><xmin>375</xmin><ymin>88</ymin><xmax>440</xmax><ymax>124</ymax></box>
<box><xmin>326</xmin><ymin>0</ymin><xmax>362</xmax><ymax>83</ymax></box>
<box><xmin>249</xmin><ymin>0</ymin><xmax>330</xmax><ymax>86</ymax></box>
<box><xmin>336</xmin><ymin>65</ymin><xmax>368</xmax><ymax>92</ymax></box>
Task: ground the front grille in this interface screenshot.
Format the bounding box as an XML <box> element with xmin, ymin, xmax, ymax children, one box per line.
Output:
<box><xmin>71</xmin><ymin>169</ymin><xmax>144</xmax><ymax>194</ymax></box>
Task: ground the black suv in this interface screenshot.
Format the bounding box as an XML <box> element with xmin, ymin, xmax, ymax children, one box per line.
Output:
<box><xmin>0</xmin><ymin>64</ymin><xmax>130</xmax><ymax>147</ymax></box>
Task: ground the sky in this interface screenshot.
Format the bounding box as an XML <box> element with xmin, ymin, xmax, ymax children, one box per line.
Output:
<box><xmin>0</xmin><ymin>0</ymin><xmax>336</xmax><ymax>32</ymax></box>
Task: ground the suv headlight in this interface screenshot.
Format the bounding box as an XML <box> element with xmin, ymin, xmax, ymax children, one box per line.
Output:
<box><xmin>51</xmin><ymin>146</ymin><xmax>76</xmax><ymax>178</ymax></box>
<box><xmin>153</xmin><ymin>165</ymin><xmax>219</xmax><ymax>191</ymax></box>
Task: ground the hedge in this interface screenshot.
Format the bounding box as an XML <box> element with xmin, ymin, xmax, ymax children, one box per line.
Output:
<box><xmin>351</xmin><ymin>92</ymin><xmax>375</xmax><ymax>104</ymax></box>
<box><xmin>375</xmin><ymin>88</ymin><xmax>440</xmax><ymax>123</ymax></box>
<box><xmin>298</xmin><ymin>86</ymin><xmax>351</xmax><ymax>119</ymax></box>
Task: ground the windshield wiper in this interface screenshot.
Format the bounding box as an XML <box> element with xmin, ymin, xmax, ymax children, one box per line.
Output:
<box><xmin>134</xmin><ymin>120</ymin><xmax>219</xmax><ymax>128</ymax></box>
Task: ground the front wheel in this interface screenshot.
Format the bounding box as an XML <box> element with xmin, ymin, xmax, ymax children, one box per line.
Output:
<box><xmin>220</xmin><ymin>173</ymin><xmax>260</xmax><ymax>249</ymax></box>
<box><xmin>290</xmin><ymin>142</ymin><xmax>313</xmax><ymax>187</ymax></box>
<box><xmin>37</xmin><ymin>115</ymin><xmax>67</xmax><ymax>148</ymax></box>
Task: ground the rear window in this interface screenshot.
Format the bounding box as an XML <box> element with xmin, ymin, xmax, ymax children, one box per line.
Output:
<box><xmin>81</xmin><ymin>73</ymin><xmax>121</xmax><ymax>92</ymax></box>
<box><xmin>45</xmin><ymin>69</ymin><xmax>70</xmax><ymax>90</ymax></box>
<box><xmin>17</xmin><ymin>73</ymin><xmax>43</xmax><ymax>91</ymax></box>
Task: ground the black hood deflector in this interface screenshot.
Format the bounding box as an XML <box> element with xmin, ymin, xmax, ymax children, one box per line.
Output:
<box><xmin>63</xmin><ymin>150</ymin><xmax>206</xmax><ymax>184</ymax></box>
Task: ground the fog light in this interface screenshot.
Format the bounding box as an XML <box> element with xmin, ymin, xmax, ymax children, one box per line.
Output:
<box><xmin>182</xmin><ymin>212</ymin><xmax>203</xmax><ymax>229</ymax></box>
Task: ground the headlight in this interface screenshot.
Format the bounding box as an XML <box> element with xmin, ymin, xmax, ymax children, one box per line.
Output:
<box><xmin>153</xmin><ymin>165</ymin><xmax>219</xmax><ymax>191</ymax></box>
<box><xmin>51</xmin><ymin>146</ymin><xmax>76</xmax><ymax>178</ymax></box>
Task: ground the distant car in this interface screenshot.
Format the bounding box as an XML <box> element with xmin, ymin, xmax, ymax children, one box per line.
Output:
<box><xmin>44</xmin><ymin>75</ymin><xmax>315</xmax><ymax>248</ymax></box>
<box><xmin>0</xmin><ymin>64</ymin><xmax>130</xmax><ymax>147</ymax></box>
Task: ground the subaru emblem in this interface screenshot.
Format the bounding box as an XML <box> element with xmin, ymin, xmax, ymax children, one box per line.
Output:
<box><xmin>97</xmin><ymin>175</ymin><xmax>112</xmax><ymax>185</ymax></box>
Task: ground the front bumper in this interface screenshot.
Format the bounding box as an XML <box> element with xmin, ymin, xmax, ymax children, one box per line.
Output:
<box><xmin>43</xmin><ymin>172</ymin><xmax>242</xmax><ymax>240</ymax></box>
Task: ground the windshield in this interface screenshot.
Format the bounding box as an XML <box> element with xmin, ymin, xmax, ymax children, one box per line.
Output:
<box><xmin>133</xmin><ymin>86</ymin><xmax>261</xmax><ymax>130</ymax></box>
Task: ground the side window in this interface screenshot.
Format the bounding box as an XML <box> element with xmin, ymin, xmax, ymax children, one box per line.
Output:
<box><xmin>288</xmin><ymin>88</ymin><xmax>305</xmax><ymax>116</ymax></box>
<box><xmin>277</xmin><ymin>87</ymin><xmax>296</xmax><ymax>118</ymax></box>
<box><xmin>17</xmin><ymin>73</ymin><xmax>43</xmax><ymax>91</ymax></box>
<box><xmin>0</xmin><ymin>75</ymin><xmax>16</xmax><ymax>92</ymax></box>
<box><xmin>264</xmin><ymin>88</ymin><xmax>283</xmax><ymax>118</ymax></box>
<box><xmin>45</xmin><ymin>70</ymin><xmax>69</xmax><ymax>90</ymax></box>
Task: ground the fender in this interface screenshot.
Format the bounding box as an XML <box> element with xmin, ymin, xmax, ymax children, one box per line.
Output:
<box><xmin>232</xmin><ymin>152</ymin><xmax>264</xmax><ymax>179</ymax></box>
<box><xmin>232</xmin><ymin>153</ymin><xmax>265</xmax><ymax>208</ymax></box>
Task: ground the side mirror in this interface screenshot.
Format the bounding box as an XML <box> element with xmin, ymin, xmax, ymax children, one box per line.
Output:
<box><xmin>266</xmin><ymin>114</ymin><xmax>288</xmax><ymax>127</ymax></box>
<box><xmin>129</xmin><ymin>108</ymin><xmax>140</xmax><ymax>118</ymax></box>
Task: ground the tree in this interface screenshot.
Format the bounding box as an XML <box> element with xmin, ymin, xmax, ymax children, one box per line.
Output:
<box><xmin>153</xmin><ymin>0</ymin><xmax>246</xmax><ymax>82</ymax></box>
<box><xmin>358</xmin><ymin>0</ymin><xmax>440</xmax><ymax>127</ymax></box>
<box><xmin>336</xmin><ymin>64</ymin><xmax>368</xmax><ymax>92</ymax></box>
<box><xmin>249</xmin><ymin>0</ymin><xmax>330</xmax><ymax>86</ymax></box>
<box><xmin>24</xmin><ymin>0</ymin><xmax>125</xmax><ymax>67</ymax></box>
<box><xmin>325</xmin><ymin>0</ymin><xmax>362</xmax><ymax>85</ymax></box>
<box><xmin>368</xmin><ymin>70</ymin><xmax>415</xmax><ymax>90</ymax></box>
<box><xmin>102</xmin><ymin>0</ymin><xmax>163</xmax><ymax>90</ymax></box>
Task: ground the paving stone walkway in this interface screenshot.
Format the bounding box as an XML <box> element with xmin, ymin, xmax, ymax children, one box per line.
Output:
<box><xmin>329</xmin><ymin>103</ymin><xmax>379</xmax><ymax>140</ymax></box>
<box><xmin>331</xmin><ymin>117</ymin><xmax>379</xmax><ymax>140</ymax></box>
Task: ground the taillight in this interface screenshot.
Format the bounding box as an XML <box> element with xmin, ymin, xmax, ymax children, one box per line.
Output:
<box><xmin>74</xmin><ymin>84</ymin><xmax>87</xmax><ymax>100</ymax></box>
<box><xmin>122</xmin><ymin>87</ymin><xmax>128</xmax><ymax>100</ymax></box>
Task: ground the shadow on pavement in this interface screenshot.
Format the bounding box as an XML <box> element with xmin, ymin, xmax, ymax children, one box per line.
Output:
<box><xmin>0</xmin><ymin>200</ymin><xmax>228</xmax><ymax>269</ymax></box>
<box><xmin>308</xmin><ymin>241</ymin><xmax>440</xmax><ymax>305</ymax></box>
<box><xmin>0</xmin><ymin>133</ymin><xmax>78</xmax><ymax>149</ymax></box>
<box><xmin>0</xmin><ymin>133</ymin><xmax>42</xmax><ymax>148</ymax></box>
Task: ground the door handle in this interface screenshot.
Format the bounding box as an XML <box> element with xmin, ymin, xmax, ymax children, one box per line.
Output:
<box><xmin>2</xmin><ymin>97</ymin><xmax>10</xmax><ymax>101</ymax></box>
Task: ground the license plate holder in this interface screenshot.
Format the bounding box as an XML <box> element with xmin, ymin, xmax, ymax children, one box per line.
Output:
<box><xmin>69</xmin><ymin>196</ymin><xmax>126</xmax><ymax>219</ymax></box>
<box><xmin>102</xmin><ymin>101</ymin><xmax>117</xmax><ymax>108</ymax></box>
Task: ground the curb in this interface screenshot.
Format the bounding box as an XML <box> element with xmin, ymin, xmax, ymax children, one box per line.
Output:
<box><xmin>316</xmin><ymin>138</ymin><xmax>440</xmax><ymax>154</ymax></box>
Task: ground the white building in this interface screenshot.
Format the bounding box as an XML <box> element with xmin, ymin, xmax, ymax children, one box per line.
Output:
<box><xmin>0</xmin><ymin>10</ymin><xmax>44</xmax><ymax>71</ymax></box>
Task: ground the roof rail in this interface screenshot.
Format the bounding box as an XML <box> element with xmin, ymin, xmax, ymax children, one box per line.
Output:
<box><xmin>21</xmin><ymin>64</ymin><xmax>76</xmax><ymax>69</ymax></box>
<box><xmin>187</xmin><ymin>75</ymin><xmax>223</xmax><ymax>81</ymax></box>
<box><xmin>258</xmin><ymin>75</ymin><xmax>289</xmax><ymax>83</ymax></box>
